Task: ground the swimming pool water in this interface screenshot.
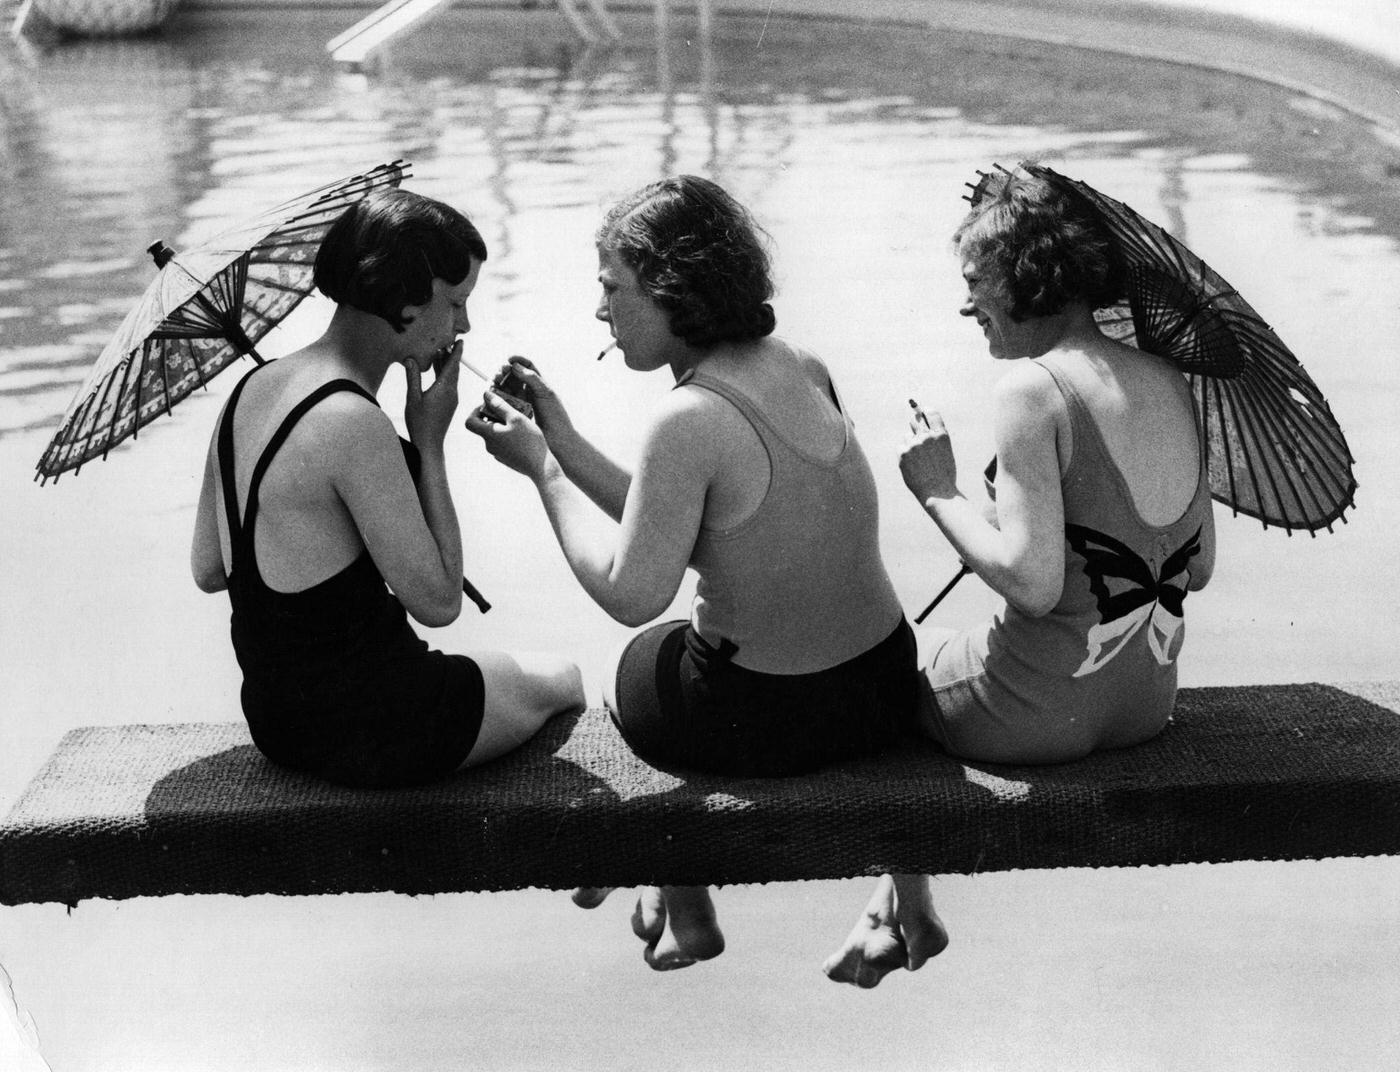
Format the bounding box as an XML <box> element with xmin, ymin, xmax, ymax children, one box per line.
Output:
<box><xmin>2</xmin><ymin>9</ymin><xmax>1398</xmax><ymax>1069</ymax></box>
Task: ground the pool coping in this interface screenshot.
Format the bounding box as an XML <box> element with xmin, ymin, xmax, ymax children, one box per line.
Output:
<box><xmin>178</xmin><ymin>0</ymin><xmax>1400</xmax><ymax>136</ymax></box>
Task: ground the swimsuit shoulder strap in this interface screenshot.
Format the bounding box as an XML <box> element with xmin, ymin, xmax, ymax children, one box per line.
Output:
<box><xmin>231</xmin><ymin>377</ymin><xmax>378</xmax><ymax>561</ymax></box>
<box><xmin>216</xmin><ymin>369</ymin><xmax>259</xmax><ymax>547</ymax></box>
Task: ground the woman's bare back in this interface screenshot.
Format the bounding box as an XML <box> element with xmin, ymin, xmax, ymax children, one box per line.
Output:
<box><xmin>219</xmin><ymin>356</ymin><xmax>374</xmax><ymax>592</ymax></box>
<box><xmin>682</xmin><ymin>338</ymin><xmax>847</xmax><ymax>531</ymax></box>
<box><xmin>1050</xmin><ymin>340</ymin><xmax>1200</xmax><ymax>527</ymax></box>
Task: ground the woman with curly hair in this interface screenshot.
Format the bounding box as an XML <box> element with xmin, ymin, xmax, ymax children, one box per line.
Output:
<box><xmin>823</xmin><ymin>168</ymin><xmax>1216</xmax><ymax>987</ymax></box>
<box><xmin>466</xmin><ymin>175</ymin><xmax>919</xmax><ymax>969</ymax></box>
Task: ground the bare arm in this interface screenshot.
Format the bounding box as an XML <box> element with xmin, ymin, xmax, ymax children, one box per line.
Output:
<box><xmin>502</xmin><ymin>358</ymin><xmax>631</xmax><ymax>521</ymax></box>
<box><xmin>544</xmin><ymin>423</ymin><xmax>632</xmax><ymax>523</ymax></box>
<box><xmin>467</xmin><ymin>389</ymin><xmax>709</xmax><ymax>626</ymax></box>
<box><xmin>191</xmin><ymin>433</ymin><xmax>228</xmax><ymax>593</ymax></box>
<box><xmin>328</xmin><ymin>357</ymin><xmax>464</xmax><ymax>626</ymax></box>
<box><xmin>904</xmin><ymin>366</ymin><xmax>1065</xmax><ymax>616</ymax></box>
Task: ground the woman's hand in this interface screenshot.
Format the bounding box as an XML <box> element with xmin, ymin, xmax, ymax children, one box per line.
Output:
<box><xmin>464</xmin><ymin>389</ymin><xmax>555</xmax><ymax>481</ymax></box>
<box><xmin>404</xmin><ymin>339</ymin><xmax>462</xmax><ymax>450</ymax></box>
<box><xmin>498</xmin><ymin>356</ymin><xmax>574</xmax><ymax>444</ymax></box>
<box><xmin>900</xmin><ymin>404</ymin><xmax>960</xmax><ymax>504</ymax></box>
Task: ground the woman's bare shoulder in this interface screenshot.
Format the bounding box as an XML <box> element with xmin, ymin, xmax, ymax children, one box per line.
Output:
<box><xmin>782</xmin><ymin>339</ymin><xmax>833</xmax><ymax>387</ymax></box>
<box><xmin>997</xmin><ymin>359</ymin><xmax>1062</xmax><ymax>412</ymax></box>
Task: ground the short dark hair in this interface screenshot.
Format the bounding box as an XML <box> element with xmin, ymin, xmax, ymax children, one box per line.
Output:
<box><xmin>596</xmin><ymin>175</ymin><xmax>776</xmax><ymax>348</ymax></box>
<box><xmin>314</xmin><ymin>189</ymin><xmax>487</xmax><ymax>332</ymax></box>
<box><xmin>953</xmin><ymin>170</ymin><xmax>1122</xmax><ymax>322</ymax></box>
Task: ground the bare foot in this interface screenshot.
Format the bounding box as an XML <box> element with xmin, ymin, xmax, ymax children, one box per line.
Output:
<box><xmin>643</xmin><ymin>886</ymin><xmax>725</xmax><ymax>971</ymax></box>
<box><xmin>631</xmin><ymin>886</ymin><xmax>668</xmax><ymax>946</ymax></box>
<box><xmin>571</xmin><ymin>886</ymin><xmax>616</xmax><ymax>909</ymax></box>
<box><xmin>892</xmin><ymin>874</ymin><xmax>950</xmax><ymax>971</ymax></box>
<box><xmin>823</xmin><ymin>875</ymin><xmax>908</xmax><ymax>989</ymax></box>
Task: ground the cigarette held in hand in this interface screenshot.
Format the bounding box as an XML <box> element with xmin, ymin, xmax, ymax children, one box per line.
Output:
<box><xmin>909</xmin><ymin>398</ymin><xmax>932</xmax><ymax>428</ymax></box>
<box><xmin>460</xmin><ymin>356</ymin><xmax>493</xmax><ymax>383</ymax></box>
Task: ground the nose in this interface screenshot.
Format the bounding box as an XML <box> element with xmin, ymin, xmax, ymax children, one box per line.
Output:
<box><xmin>455</xmin><ymin>307</ymin><xmax>471</xmax><ymax>334</ymax></box>
<box><xmin>595</xmin><ymin>293</ymin><xmax>610</xmax><ymax>323</ymax></box>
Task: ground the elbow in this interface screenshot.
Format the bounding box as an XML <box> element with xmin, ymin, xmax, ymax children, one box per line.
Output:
<box><xmin>606</xmin><ymin>590</ymin><xmax>671</xmax><ymax>629</ymax></box>
<box><xmin>409</xmin><ymin>588</ymin><xmax>462</xmax><ymax>628</ymax></box>
<box><xmin>192</xmin><ymin>564</ymin><xmax>227</xmax><ymax>594</ymax></box>
<box><xmin>611</xmin><ymin>603</ymin><xmax>662</xmax><ymax>629</ymax></box>
<box><xmin>1007</xmin><ymin>578</ymin><xmax>1061</xmax><ymax>618</ymax></box>
<box><xmin>1187</xmin><ymin>562</ymin><xmax>1214</xmax><ymax>592</ymax></box>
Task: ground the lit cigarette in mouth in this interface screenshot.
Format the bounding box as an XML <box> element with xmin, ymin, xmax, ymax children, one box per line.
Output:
<box><xmin>597</xmin><ymin>341</ymin><xmax>617</xmax><ymax>361</ymax></box>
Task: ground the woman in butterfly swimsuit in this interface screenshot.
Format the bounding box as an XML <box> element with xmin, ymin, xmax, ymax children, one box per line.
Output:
<box><xmin>824</xmin><ymin>168</ymin><xmax>1216</xmax><ymax>988</ymax></box>
<box><xmin>190</xmin><ymin>189</ymin><xmax>584</xmax><ymax>790</ymax></box>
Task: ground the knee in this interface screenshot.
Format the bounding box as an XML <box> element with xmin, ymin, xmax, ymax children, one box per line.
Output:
<box><xmin>553</xmin><ymin>659</ymin><xmax>586</xmax><ymax>713</ymax></box>
<box><xmin>526</xmin><ymin>655</ymin><xmax>585</xmax><ymax>719</ymax></box>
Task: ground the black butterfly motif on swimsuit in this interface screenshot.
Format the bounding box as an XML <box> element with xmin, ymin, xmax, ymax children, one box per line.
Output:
<box><xmin>1064</xmin><ymin>523</ymin><xmax>1203</xmax><ymax>677</ymax></box>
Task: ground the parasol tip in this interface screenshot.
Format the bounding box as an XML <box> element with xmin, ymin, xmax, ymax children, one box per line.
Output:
<box><xmin>147</xmin><ymin>241</ymin><xmax>176</xmax><ymax>269</ymax></box>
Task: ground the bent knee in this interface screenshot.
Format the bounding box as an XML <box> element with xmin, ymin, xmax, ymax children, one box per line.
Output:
<box><xmin>478</xmin><ymin>650</ymin><xmax>584</xmax><ymax>719</ymax></box>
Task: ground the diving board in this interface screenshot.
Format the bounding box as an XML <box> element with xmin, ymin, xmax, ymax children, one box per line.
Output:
<box><xmin>2</xmin><ymin>681</ymin><xmax>1398</xmax><ymax>907</ymax></box>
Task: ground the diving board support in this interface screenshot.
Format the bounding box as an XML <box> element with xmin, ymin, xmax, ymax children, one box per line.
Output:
<box><xmin>327</xmin><ymin>0</ymin><xmax>456</xmax><ymax>70</ymax></box>
<box><xmin>329</xmin><ymin>0</ymin><xmax>619</xmax><ymax>68</ymax></box>
<box><xmin>2</xmin><ymin>681</ymin><xmax>1398</xmax><ymax>907</ymax></box>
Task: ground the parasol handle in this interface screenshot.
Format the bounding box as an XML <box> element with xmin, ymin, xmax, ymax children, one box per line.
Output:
<box><xmin>913</xmin><ymin>563</ymin><xmax>971</xmax><ymax>625</ymax></box>
<box><xmin>463</xmin><ymin>575</ymin><xmax>491</xmax><ymax>614</ymax></box>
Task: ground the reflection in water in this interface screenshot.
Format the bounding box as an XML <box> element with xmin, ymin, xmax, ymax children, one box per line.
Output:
<box><xmin>1</xmin><ymin>15</ymin><xmax>1398</xmax><ymax>1069</ymax></box>
<box><xmin>7</xmin><ymin>6</ymin><xmax>1393</xmax><ymax>442</ymax></box>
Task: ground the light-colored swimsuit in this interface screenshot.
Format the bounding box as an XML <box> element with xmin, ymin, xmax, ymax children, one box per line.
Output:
<box><xmin>685</xmin><ymin>369</ymin><xmax>905</xmax><ymax>674</ymax></box>
<box><xmin>923</xmin><ymin>355</ymin><xmax>1211</xmax><ymax>764</ymax></box>
<box><xmin>610</xmin><ymin>364</ymin><xmax>918</xmax><ymax>777</ymax></box>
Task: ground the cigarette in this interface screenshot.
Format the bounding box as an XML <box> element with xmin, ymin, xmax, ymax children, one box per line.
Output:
<box><xmin>909</xmin><ymin>398</ymin><xmax>931</xmax><ymax>428</ymax></box>
<box><xmin>460</xmin><ymin>357</ymin><xmax>492</xmax><ymax>383</ymax></box>
<box><xmin>597</xmin><ymin>341</ymin><xmax>617</xmax><ymax>361</ymax></box>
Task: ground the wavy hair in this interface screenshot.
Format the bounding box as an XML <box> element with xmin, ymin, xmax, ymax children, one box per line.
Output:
<box><xmin>953</xmin><ymin>169</ymin><xmax>1123</xmax><ymax>322</ymax></box>
<box><xmin>596</xmin><ymin>176</ymin><xmax>776</xmax><ymax>347</ymax></box>
<box><xmin>314</xmin><ymin>189</ymin><xmax>487</xmax><ymax>332</ymax></box>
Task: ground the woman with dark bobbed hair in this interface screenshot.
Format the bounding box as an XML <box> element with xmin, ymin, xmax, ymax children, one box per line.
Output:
<box><xmin>824</xmin><ymin>168</ymin><xmax>1216</xmax><ymax>987</ymax></box>
<box><xmin>467</xmin><ymin>175</ymin><xmax>919</xmax><ymax>969</ymax></box>
<box><xmin>191</xmin><ymin>189</ymin><xmax>583</xmax><ymax>790</ymax></box>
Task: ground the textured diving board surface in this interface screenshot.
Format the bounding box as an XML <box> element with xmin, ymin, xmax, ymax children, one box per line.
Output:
<box><xmin>2</xmin><ymin>682</ymin><xmax>1398</xmax><ymax>906</ymax></box>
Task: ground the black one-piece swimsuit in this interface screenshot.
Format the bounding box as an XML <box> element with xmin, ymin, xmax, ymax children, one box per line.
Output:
<box><xmin>217</xmin><ymin>368</ymin><xmax>483</xmax><ymax>789</ymax></box>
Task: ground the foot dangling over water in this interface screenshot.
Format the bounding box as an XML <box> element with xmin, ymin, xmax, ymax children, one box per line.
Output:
<box><xmin>823</xmin><ymin>874</ymin><xmax>948</xmax><ymax>988</ymax></box>
<box><xmin>633</xmin><ymin>885</ymin><xmax>725</xmax><ymax>971</ymax></box>
<box><xmin>571</xmin><ymin>886</ymin><xmax>617</xmax><ymax>909</ymax></box>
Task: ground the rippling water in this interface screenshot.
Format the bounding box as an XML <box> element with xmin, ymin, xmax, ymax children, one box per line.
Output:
<box><xmin>2</xmin><ymin>9</ymin><xmax>1398</xmax><ymax>1069</ymax></box>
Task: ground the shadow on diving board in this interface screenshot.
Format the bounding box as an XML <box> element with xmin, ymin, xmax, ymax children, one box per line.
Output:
<box><xmin>2</xmin><ymin>682</ymin><xmax>1398</xmax><ymax>907</ymax></box>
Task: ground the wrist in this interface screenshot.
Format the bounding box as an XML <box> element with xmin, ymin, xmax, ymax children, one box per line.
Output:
<box><xmin>543</xmin><ymin>417</ymin><xmax>578</xmax><ymax>457</ymax></box>
<box><xmin>531</xmin><ymin>451</ymin><xmax>565</xmax><ymax>488</ymax></box>
<box><xmin>921</xmin><ymin>488</ymin><xmax>963</xmax><ymax>512</ymax></box>
<box><xmin>414</xmin><ymin>439</ymin><xmax>448</xmax><ymax>463</ymax></box>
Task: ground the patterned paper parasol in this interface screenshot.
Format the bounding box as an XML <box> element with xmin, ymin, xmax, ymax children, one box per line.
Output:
<box><xmin>996</xmin><ymin>161</ymin><xmax>1356</xmax><ymax>533</ymax></box>
<box><xmin>35</xmin><ymin>160</ymin><xmax>410</xmax><ymax>482</ymax></box>
<box><xmin>915</xmin><ymin>161</ymin><xmax>1356</xmax><ymax>623</ymax></box>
